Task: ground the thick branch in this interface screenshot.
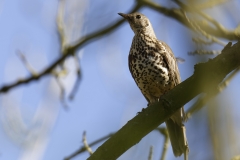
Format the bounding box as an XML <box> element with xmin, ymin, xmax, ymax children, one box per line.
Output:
<box><xmin>186</xmin><ymin>66</ymin><xmax>240</xmax><ymax>118</ymax></box>
<box><xmin>1</xmin><ymin>0</ymin><xmax>238</xmax><ymax>93</ymax></box>
<box><xmin>87</xmin><ymin>41</ymin><xmax>240</xmax><ymax>160</ymax></box>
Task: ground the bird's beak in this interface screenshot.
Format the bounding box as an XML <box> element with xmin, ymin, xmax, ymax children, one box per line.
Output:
<box><xmin>118</xmin><ymin>13</ymin><xmax>129</xmax><ymax>20</ymax></box>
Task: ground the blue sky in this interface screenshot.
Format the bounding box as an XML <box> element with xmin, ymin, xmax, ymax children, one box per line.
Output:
<box><xmin>0</xmin><ymin>0</ymin><xmax>240</xmax><ymax>160</ymax></box>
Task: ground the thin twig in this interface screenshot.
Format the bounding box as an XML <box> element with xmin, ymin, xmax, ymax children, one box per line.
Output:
<box><xmin>188</xmin><ymin>50</ymin><xmax>221</xmax><ymax>55</ymax></box>
<box><xmin>82</xmin><ymin>131</ymin><xmax>93</xmax><ymax>155</ymax></box>
<box><xmin>173</xmin><ymin>0</ymin><xmax>227</xmax><ymax>33</ymax></box>
<box><xmin>56</xmin><ymin>0</ymin><xmax>70</xmax><ymax>71</ymax></box>
<box><xmin>148</xmin><ymin>146</ymin><xmax>153</xmax><ymax>160</ymax></box>
<box><xmin>65</xmin><ymin>62</ymin><xmax>239</xmax><ymax>160</ymax></box>
<box><xmin>218</xmin><ymin>67</ymin><xmax>240</xmax><ymax>91</ymax></box>
<box><xmin>0</xmin><ymin>4</ymin><xmax>142</xmax><ymax>94</ymax></box>
<box><xmin>64</xmin><ymin>132</ymin><xmax>114</xmax><ymax>160</ymax></box>
<box><xmin>65</xmin><ymin>127</ymin><xmax>169</xmax><ymax>160</ymax></box>
<box><xmin>1</xmin><ymin>0</ymin><xmax>239</xmax><ymax>93</ymax></box>
<box><xmin>176</xmin><ymin>57</ymin><xmax>185</xmax><ymax>63</ymax></box>
<box><xmin>182</xmin><ymin>11</ymin><xmax>226</xmax><ymax>46</ymax></box>
<box><xmin>186</xmin><ymin>66</ymin><xmax>240</xmax><ymax>119</ymax></box>
<box><xmin>190</xmin><ymin>0</ymin><xmax>229</xmax><ymax>10</ymax></box>
<box><xmin>54</xmin><ymin>76</ymin><xmax>68</xmax><ymax>109</ymax></box>
<box><xmin>69</xmin><ymin>54</ymin><xmax>82</xmax><ymax>100</ymax></box>
<box><xmin>57</xmin><ymin>0</ymin><xmax>66</xmax><ymax>49</ymax></box>
<box><xmin>192</xmin><ymin>37</ymin><xmax>216</xmax><ymax>45</ymax></box>
<box><xmin>87</xmin><ymin>42</ymin><xmax>240</xmax><ymax>160</ymax></box>
<box><xmin>156</xmin><ymin>128</ymin><xmax>169</xmax><ymax>160</ymax></box>
<box><xmin>16</xmin><ymin>50</ymin><xmax>37</xmax><ymax>76</ymax></box>
<box><xmin>184</xmin><ymin>149</ymin><xmax>188</xmax><ymax>160</ymax></box>
<box><xmin>140</xmin><ymin>0</ymin><xmax>239</xmax><ymax>40</ymax></box>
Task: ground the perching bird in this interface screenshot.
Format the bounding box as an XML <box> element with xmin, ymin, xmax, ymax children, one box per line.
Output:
<box><xmin>118</xmin><ymin>12</ymin><xmax>189</xmax><ymax>158</ymax></box>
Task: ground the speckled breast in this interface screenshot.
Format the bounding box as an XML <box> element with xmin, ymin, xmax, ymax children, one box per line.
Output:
<box><xmin>128</xmin><ymin>34</ymin><xmax>173</xmax><ymax>103</ymax></box>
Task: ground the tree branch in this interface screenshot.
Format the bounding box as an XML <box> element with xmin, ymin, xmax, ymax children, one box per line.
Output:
<box><xmin>186</xmin><ymin>66</ymin><xmax>240</xmax><ymax>118</ymax></box>
<box><xmin>82</xmin><ymin>131</ymin><xmax>93</xmax><ymax>155</ymax></box>
<box><xmin>64</xmin><ymin>132</ymin><xmax>114</xmax><ymax>160</ymax></box>
<box><xmin>1</xmin><ymin>0</ymin><xmax>238</xmax><ymax>94</ymax></box>
<box><xmin>156</xmin><ymin>128</ymin><xmax>169</xmax><ymax>160</ymax></box>
<box><xmin>139</xmin><ymin>0</ymin><xmax>239</xmax><ymax>40</ymax></box>
<box><xmin>87</xmin><ymin>41</ymin><xmax>240</xmax><ymax>160</ymax></box>
<box><xmin>0</xmin><ymin>3</ymin><xmax>142</xmax><ymax>94</ymax></box>
<box><xmin>148</xmin><ymin>146</ymin><xmax>153</xmax><ymax>160</ymax></box>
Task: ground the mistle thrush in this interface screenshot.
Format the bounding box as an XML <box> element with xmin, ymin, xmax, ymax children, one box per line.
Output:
<box><xmin>119</xmin><ymin>12</ymin><xmax>189</xmax><ymax>157</ymax></box>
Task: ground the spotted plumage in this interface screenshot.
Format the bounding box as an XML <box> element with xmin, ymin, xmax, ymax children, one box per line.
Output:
<box><xmin>119</xmin><ymin>12</ymin><xmax>189</xmax><ymax>158</ymax></box>
<box><xmin>129</xmin><ymin>34</ymin><xmax>179</xmax><ymax>103</ymax></box>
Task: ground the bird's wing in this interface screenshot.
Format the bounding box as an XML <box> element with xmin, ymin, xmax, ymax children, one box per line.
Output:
<box><xmin>157</xmin><ymin>40</ymin><xmax>181</xmax><ymax>85</ymax></box>
<box><xmin>128</xmin><ymin>53</ymin><xmax>134</xmax><ymax>78</ymax></box>
<box><xmin>157</xmin><ymin>40</ymin><xmax>186</xmax><ymax>119</ymax></box>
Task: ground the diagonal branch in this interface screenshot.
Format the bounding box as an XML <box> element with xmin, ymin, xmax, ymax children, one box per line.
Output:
<box><xmin>16</xmin><ymin>50</ymin><xmax>37</xmax><ymax>76</ymax></box>
<box><xmin>182</xmin><ymin>11</ymin><xmax>226</xmax><ymax>46</ymax></box>
<box><xmin>65</xmin><ymin>127</ymin><xmax>173</xmax><ymax>159</ymax></box>
<box><xmin>0</xmin><ymin>3</ymin><xmax>142</xmax><ymax>94</ymax></box>
<box><xmin>82</xmin><ymin>131</ymin><xmax>93</xmax><ymax>155</ymax></box>
<box><xmin>1</xmin><ymin>0</ymin><xmax>238</xmax><ymax>94</ymax></box>
<box><xmin>64</xmin><ymin>132</ymin><xmax>114</xmax><ymax>160</ymax></box>
<box><xmin>138</xmin><ymin>0</ymin><xmax>239</xmax><ymax>40</ymax></box>
<box><xmin>87</xmin><ymin>41</ymin><xmax>240</xmax><ymax>160</ymax></box>
<box><xmin>186</xmin><ymin>66</ymin><xmax>240</xmax><ymax>118</ymax></box>
<box><xmin>173</xmin><ymin>0</ymin><xmax>227</xmax><ymax>33</ymax></box>
<box><xmin>193</xmin><ymin>0</ymin><xmax>229</xmax><ymax>10</ymax></box>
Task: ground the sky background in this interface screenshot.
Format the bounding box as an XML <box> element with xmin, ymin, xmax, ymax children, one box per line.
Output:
<box><xmin>0</xmin><ymin>0</ymin><xmax>240</xmax><ymax>160</ymax></box>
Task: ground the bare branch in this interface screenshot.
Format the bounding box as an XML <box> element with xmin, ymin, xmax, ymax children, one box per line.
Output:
<box><xmin>57</xmin><ymin>0</ymin><xmax>66</xmax><ymax>49</ymax></box>
<box><xmin>192</xmin><ymin>37</ymin><xmax>217</xmax><ymax>45</ymax></box>
<box><xmin>156</xmin><ymin>128</ymin><xmax>169</xmax><ymax>160</ymax></box>
<box><xmin>188</xmin><ymin>50</ymin><xmax>221</xmax><ymax>55</ymax></box>
<box><xmin>87</xmin><ymin>41</ymin><xmax>240</xmax><ymax>160</ymax></box>
<box><xmin>194</xmin><ymin>0</ymin><xmax>230</xmax><ymax>10</ymax></box>
<box><xmin>65</xmin><ymin>127</ymin><xmax>174</xmax><ymax>159</ymax></box>
<box><xmin>173</xmin><ymin>0</ymin><xmax>227</xmax><ymax>33</ymax></box>
<box><xmin>1</xmin><ymin>0</ymin><xmax>239</xmax><ymax>94</ymax></box>
<box><xmin>139</xmin><ymin>0</ymin><xmax>239</xmax><ymax>40</ymax></box>
<box><xmin>186</xmin><ymin>66</ymin><xmax>240</xmax><ymax>119</ymax></box>
<box><xmin>182</xmin><ymin>11</ymin><xmax>226</xmax><ymax>46</ymax></box>
<box><xmin>0</xmin><ymin>3</ymin><xmax>142</xmax><ymax>94</ymax></box>
<box><xmin>148</xmin><ymin>146</ymin><xmax>153</xmax><ymax>160</ymax></box>
<box><xmin>69</xmin><ymin>54</ymin><xmax>82</xmax><ymax>100</ymax></box>
<box><xmin>54</xmin><ymin>76</ymin><xmax>68</xmax><ymax>109</ymax></box>
<box><xmin>64</xmin><ymin>132</ymin><xmax>114</xmax><ymax>160</ymax></box>
<box><xmin>82</xmin><ymin>131</ymin><xmax>93</xmax><ymax>155</ymax></box>
<box><xmin>218</xmin><ymin>66</ymin><xmax>240</xmax><ymax>91</ymax></box>
<box><xmin>16</xmin><ymin>50</ymin><xmax>37</xmax><ymax>76</ymax></box>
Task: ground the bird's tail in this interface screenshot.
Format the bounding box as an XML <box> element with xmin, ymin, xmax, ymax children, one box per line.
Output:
<box><xmin>165</xmin><ymin>109</ymin><xmax>189</xmax><ymax>157</ymax></box>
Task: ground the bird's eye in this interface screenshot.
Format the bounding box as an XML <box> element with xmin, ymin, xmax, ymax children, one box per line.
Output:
<box><xmin>136</xmin><ymin>15</ymin><xmax>141</xmax><ymax>19</ymax></box>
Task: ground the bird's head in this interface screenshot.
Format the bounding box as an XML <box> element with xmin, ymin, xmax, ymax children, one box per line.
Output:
<box><xmin>118</xmin><ymin>12</ymin><xmax>156</xmax><ymax>37</ymax></box>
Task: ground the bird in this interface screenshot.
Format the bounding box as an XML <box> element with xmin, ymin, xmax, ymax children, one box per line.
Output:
<box><xmin>118</xmin><ymin>12</ymin><xmax>189</xmax><ymax>158</ymax></box>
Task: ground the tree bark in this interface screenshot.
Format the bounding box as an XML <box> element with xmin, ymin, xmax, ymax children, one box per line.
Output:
<box><xmin>88</xmin><ymin>41</ymin><xmax>240</xmax><ymax>160</ymax></box>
